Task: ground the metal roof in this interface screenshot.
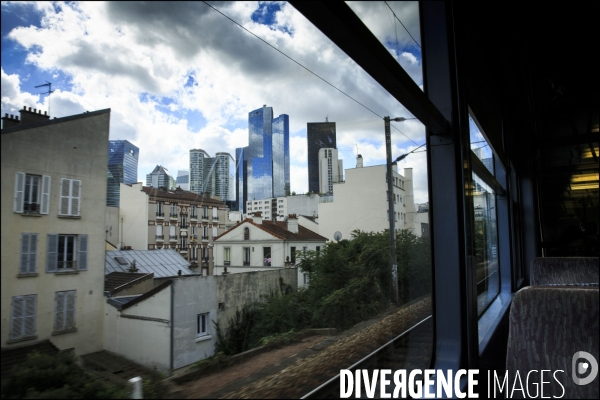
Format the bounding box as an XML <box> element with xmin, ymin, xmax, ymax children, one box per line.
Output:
<box><xmin>105</xmin><ymin>249</ymin><xmax>199</xmax><ymax>278</ymax></box>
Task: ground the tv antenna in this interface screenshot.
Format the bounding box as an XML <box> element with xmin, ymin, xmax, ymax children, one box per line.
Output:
<box><xmin>35</xmin><ymin>81</ymin><xmax>54</xmax><ymax>116</ymax></box>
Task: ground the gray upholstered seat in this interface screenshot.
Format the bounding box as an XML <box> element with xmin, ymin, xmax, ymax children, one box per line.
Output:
<box><xmin>530</xmin><ymin>257</ymin><xmax>599</xmax><ymax>286</ymax></box>
<box><xmin>506</xmin><ymin>286</ymin><xmax>599</xmax><ymax>399</ymax></box>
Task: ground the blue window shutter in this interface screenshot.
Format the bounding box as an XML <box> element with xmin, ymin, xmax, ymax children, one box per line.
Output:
<box><xmin>65</xmin><ymin>291</ymin><xmax>76</xmax><ymax>329</ymax></box>
<box><xmin>24</xmin><ymin>295</ymin><xmax>36</xmax><ymax>336</ymax></box>
<box><xmin>14</xmin><ymin>172</ymin><xmax>25</xmax><ymax>213</ymax></box>
<box><xmin>29</xmin><ymin>234</ymin><xmax>38</xmax><ymax>273</ymax></box>
<box><xmin>78</xmin><ymin>235</ymin><xmax>88</xmax><ymax>271</ymax></box>
<box><xmin>59</xmin><ymin>179</ymin><xmax>70</xmax><ymax>215</ymax></box>
<box><xmin>10</xmin><ymin>297</ymin><xmax>24</xmax><ymax>339</ymax></box>
<box><xmin>54</xmin><ymin>292</ymin><xmax>65</xmax><ymax>331</ymax></box>
<box><xmin>71</xmin><ymin>180</ymin><xmax>81</xmax><ymax>216</ymax></box>
<box><xmin>46</xmin><ymin>234</ymin><xmax>58</xmax><ymax>272</ymax></box>
<box><xmin>41</xmin><ymin>175</ymin><xmax>51</xmax><ymax>214</ymax></box>
<box><xmin>20</xmin><ymin>234</ymin><xmax>29</xmax><ymax>274</ymax></box>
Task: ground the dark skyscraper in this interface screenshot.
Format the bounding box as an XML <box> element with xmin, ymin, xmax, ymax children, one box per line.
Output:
<box><xmin>107</xmin><ymin>140</ymin><xmax>139</xmax><ymax>207</ymax></box>
<box><xmin>236</xmin><ymin>105</ymin><xmax>289</xmax><ymax>213</ymax></box>
<box><xmin>307</xmin><ymin>121</ymin><xmax>336</xmax><ymax>193</ymax></box>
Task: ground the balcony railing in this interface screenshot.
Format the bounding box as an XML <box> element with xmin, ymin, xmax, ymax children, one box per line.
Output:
<box><xmin>224</xmin><ymin>260</ymin><xmax>230</xmax><ymax>266</ymax></box>
<box><xmin>201</xmin><ymin>236</ymin><xmax>209</xmax><ymax>242</ymax></box>
<box><xmin>202</xmin><ymin>214</ymin><xmax>209</xmax><ymax>221</ymax></box>
<box><xmin>170</xmin><ymin>213</ymin><xmax>178</xmax><ymax>219</ymax></box>
<box><xmin>169</xmin><ymin>235</ymin><xmax>177</xmax><ymax>242</ymax></box>
<box><xmin>156</xmin><ymin>212</ymin><xmax>164</xmax><ymax>218</ymax></box>
<box><xmin>243</xmin><ymin>261</ymin><xmax>250</xmax><ymax>266</ymax></box>
<box><xmin>155</xmin><ymin>235</ymin><xmax>164</xmax><ymax>241</ymax></box>
<box><xmin>24</xmin><ymin>203</ymin><xmax>40</xmax><ymax>214</ymax></box>
<box><xmin>58</xmin><ymin>260</ymin><xmax>76</xmax><ymax>270</ymax></box>
<box><xmin>180</xmin><ymin>224</ymin><xmax>188</xmax><ymax>229</ymax></box>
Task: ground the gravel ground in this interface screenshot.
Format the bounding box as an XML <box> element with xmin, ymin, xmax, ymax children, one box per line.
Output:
<box><xmin>222</xmin><ymin>296</ymin><xmax>432</xmax><ymax>399</ymax></box>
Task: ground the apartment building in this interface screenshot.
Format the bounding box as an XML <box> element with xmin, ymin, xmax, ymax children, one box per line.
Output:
<box><xmin>1</xmin><ymin>107</ymin><xmax>110</xmax><ymax>356</ymax></box>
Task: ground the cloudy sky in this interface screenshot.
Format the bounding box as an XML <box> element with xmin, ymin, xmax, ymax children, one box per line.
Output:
<box><xmin>1</xmin><ymin>1</ymin><xmax>430</xmax><ymax>202</ymax></box>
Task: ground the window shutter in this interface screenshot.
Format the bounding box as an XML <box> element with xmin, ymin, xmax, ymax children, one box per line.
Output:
<box><xmin>41</xmin><ymin>175</ymin><xmax>51</xmax><ymax>214</ymax></box>
<box><xmin>20</xmin><ymin>233</ymin><xmax>30</xmax><ymax>274</ymax></box>
<box><xmin>65</xmin><ymin>291</ymin><xmax>76</xmax><ymax>330</ymax></box>
<box><xmin>71</xmin><ymin>180</ymin><xmax>81</xmax><ymax>216</ymax></box>
<box><xmin>78</xmin><ymin>235</ymin><xmax>88</xmax><ymax>271</ymax></box>
<box><xmin>14</xmin><ymin>172</ymin><xmax>25</xmax><ymax>213</ymax></box>
<box><xmin>29</xmin><ymin>234</ymin><xmax>38</xmax><ymax>273</ymax></box>
<box><xmin>46</xmin><ymin>234</ymin><xmax>58</xmax><ymax>272</ymax></box>
<box><xmin>54</xmin><ymin>292</ymin><xmax>65</xmax><ymax>331</ymax></box>
<box><xmin>59</xmin><ymin>179</ymin><xmax>70</xmax><ymax>215</ymax></box>
<box><xmin>24</xmin><ymin>296</ymin><xmax>36</xmax><ymax>336</ymax></box>
<box><xmin>10</xmin><ymin>297</ymin><xmax>24</xmax><ymax>339</ymax></box>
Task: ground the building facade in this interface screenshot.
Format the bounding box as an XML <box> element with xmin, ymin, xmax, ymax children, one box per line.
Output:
<box><xmin>318</xmin><ymin>156</ymin><xmax>416</xmax><ymax>242</ymax></box>
<box><xmin>236</xmin><ymin>106</ymin><xmax>290</xmax><ymax>212</ymax></box>
<box><xmin>307</xmin><ymin>120</ymin><xmax>336</xmax><ymax>193</ymax></box>
<box><xmin>189</xmin><ymin>149</ymin><xmax>213</xmax><ymax>195</ymax></box>
<box><xmin>318</xmin><ymin>148</ymin><xmax>344</xmax><ymax>194</ymax></box>
<box><xmin>107</xmin><ymin>140</ymin><xmax>139</xmax><ymax>207</ymax></box>
<box><xmin>213</xmin><ymin>152</ymin><xmax>236</xmax><ymax>202</ymax></box>
<box><xmin>118</xmin><ymin>184</ymin><xmax>231</xmax><ymax>276</ymax></box>
<box><xmin>146</xmin><ymin>165</ymin><xmax>176</xmax><ymax>190</ymax></box>
<box><xmin>1</xmin><ymin>108</ymin><xmax>110</xmax><ymax>356</ymax></box>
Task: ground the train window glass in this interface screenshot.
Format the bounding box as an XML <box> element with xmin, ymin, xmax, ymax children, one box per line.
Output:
<box><xmin>469</xmin><ymin>114</ymin><xmax>494</xmax><ymax>175</ymax></box>
<box><xmin>472</xmin><ymin>173</ymin><xmax>500</xmax><ymax>316</ymax></box>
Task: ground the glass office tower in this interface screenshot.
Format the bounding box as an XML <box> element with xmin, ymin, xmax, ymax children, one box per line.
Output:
<box><xmin>107</xmin><ymin>140</ymin><xmax>139</xmax><ymax>207</ymax></box>
<box><xmin>307</xmin><ymin>121</ymin><xmax>336</xmax><ymax>193</ymax></box>
<box><xmin>236</xmin><ymin>106</ymin><xmax>289</xmax><ymax>212</ymax></box>
<box><xmin>214</xmin><ymin>152</ymin><xmax>236</xmax><ymax>202</ymax></box>
<box><xmin>189</xmin><ymin>149</ymin><xmax>213</xmax><ymax>195</ymax></box>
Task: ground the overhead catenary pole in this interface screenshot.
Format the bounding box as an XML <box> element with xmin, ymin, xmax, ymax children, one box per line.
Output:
<box><xmin>384</xmin><ymin>116</ymin><xmax>399</xmax><ymax>304</ymax></box>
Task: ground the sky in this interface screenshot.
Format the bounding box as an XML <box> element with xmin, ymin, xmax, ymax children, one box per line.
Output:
<box><xmin>1</xmin><ymin>1</ymin><xmax>429</xmax><ymax>202</ymax></box>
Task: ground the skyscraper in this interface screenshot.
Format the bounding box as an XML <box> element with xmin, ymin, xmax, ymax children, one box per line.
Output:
<box><xmin>107</xmin><ymin>140</ymin><xmax>139</xmax><ymax>207</ymax></box>
<box><xmin>214</xmin><ymin>152</ymin><xmax>236</xmax><ymax>202</ymax></box>
<box><xmin>236</xmin><ymin>105</ymin><xmax>289</xmax><ymax>212</ymax></box>
<box><xmin>307</xmin><ymin>120</ymin><xmax>336</xmax><ymax>193</ymax></box>
<box><xmin>176</xmin><ymin>169</ymin><xmax>190</xmax><ymax>190</ymax></box>
<box><xmin>189</xmin><ymin>149</ymin><xmax>213</xmax><ymax>195</ymax></box>
<box><xmin>146</xmin><ymin>165</ymin><xmax>176</xmax><ymax>189</ymax></box>
<box><xmin>318</xmin><ymin>148</ymin><xmax>343</xmax><ymax>194</ymax></box>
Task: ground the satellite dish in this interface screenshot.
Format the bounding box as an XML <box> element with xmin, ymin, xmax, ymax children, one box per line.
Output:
<box><xmin>334</xmin><ymin>231</ymin><xmax>342</xmax><ymax>241</ymax></box>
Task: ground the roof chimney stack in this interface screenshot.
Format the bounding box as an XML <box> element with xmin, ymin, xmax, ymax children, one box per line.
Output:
<box><xmin>19</xmin><ymin>105</ymin><xmax>50</xmax><ymax>125</ymax></box>
<box><xmin>252</xmin><ymin>211</ymin><xmax>263</xmax><ymax>225</ymax></box>
<box><xmin>356</xmin><ymin>154</ymin><xmax>363</xmax><ymax>168</ymax></box>
<box><xmin>287</xmin><ymin>214</ymin><xmax>298</xmax><ymax>234</ymax></box>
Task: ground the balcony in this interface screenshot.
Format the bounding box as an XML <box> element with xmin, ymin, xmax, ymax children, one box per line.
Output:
<box><xmin>24</xmin><ymin>203</ymin><xmax>40</xmax><ymax>214</ymax></box>
<box><xmin>170</xmin><ymin>213</ymin><xmax>178</xmax><ymax>220</ymax></box>
<box><xmin>169</xmin><ymin>235</ymin><xmax>177</xmax><ymax>242</ymax></box>
<box><xmin>180</xmin><ymin>224</ymin><xmax>188</xmax><ymax>230</ymax></box>
<box><xmin>190</xmin><ymin>214</ymin><xmax>198</xmax><ymax>222</ymax></box>
<box><xmin>201</xmin><ymin>236</ymin><xmax>209</xmax><ymax>243</ymax></box>
<box><xmin>58</xmin><ymin>260</ymin><xmax>77</xmax><ymax>270</ymax></box>
<box><xmin>180</xmin><ymin>230</ymin><xmax>187</xmax><ymax>237</ymax></box>
<box><xmin>156</xmin><ymin>212</ymin><xmax>164</xmax><ymax>220</ymax></box>
<box><xmin>224</xmin><ymin>260</ymin><xmax>230</xmax><ymax>266</ymax></box>
<box><xmin>201</xmin><ymin>215</ymin><xmax>209</xmax><ymax>222</ymax></box>
<box><xmin>243</xmin><ymin>261</ymin><xmax>250</xmax><ymax>266</ymax></box>
<box><xmin>155</xmin><ymin>235</ymin><xmax>164</xmax><ymax>242</ymax></box>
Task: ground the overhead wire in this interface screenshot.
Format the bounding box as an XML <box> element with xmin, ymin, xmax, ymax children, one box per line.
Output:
<box><xmin>383</xmin><ymin>1</ymin><xmax>421</xmax><ymax>49</ymax></box>
<box><xmin>201</xmin><ymin>1</ymin><xmax>422</xmax><ymax>147</ymax></box>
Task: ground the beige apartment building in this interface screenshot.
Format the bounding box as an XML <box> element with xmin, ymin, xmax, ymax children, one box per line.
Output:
<box><xmin>1</xmin><ymin>107</ymin><xmax>110</xmax><ymax>356</ymax></box>
<box><xmin>113</xmin><ymin>183</ymin><xmax>231</xmax><ymax>276</ymax></box>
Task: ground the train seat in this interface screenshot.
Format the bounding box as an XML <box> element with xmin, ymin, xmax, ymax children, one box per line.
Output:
<box><xmin>530</xmin><ymin>257</ymin><xmax>599</xmax><ymax>286</ymax></box>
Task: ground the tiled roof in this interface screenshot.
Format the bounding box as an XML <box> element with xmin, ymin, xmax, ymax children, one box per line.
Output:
<box><xmin>141</xmin><ymin>186</ymin><xmax>225</xmax><ymax>206</ymax></box>
<box><xmin>104</xmin><ymin>272</ymin><xmax>154</xmax><ymax>293</ymax></box>
<box><xmin>215</xmin><ymin>218</ymin><xmax>328</xmax><ymax>242</ymax></box>
<box><xmin>105</xmin><ymin>249</ymin><xmax>200</xmax><ymax>278</ymax></box>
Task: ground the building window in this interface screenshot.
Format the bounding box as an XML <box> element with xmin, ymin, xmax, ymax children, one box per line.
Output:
<box><xmin>190</xmin><ymin>246</ymin><xmax>197</xmax><ymax>261</ymax></box>
<box><xmin>197</xmin><ymin>313</ymin><xmax>209</xmax><ymax>337</ymax></box>
<box><xmin>10</xmin><ymin>295</ymin><xmax>37</xmax><ymax>341</ymax></box>
<box><xmin>59</xmin><ymin>179</ymin><xmax>81</xmax><ymax>217</ymax></box>
<box><xmin>263</xmin><ymin>247</ymin><xmax>271</xmax><ymax>266</ymax></box>
<box><xmin>170</xmin><ymin>225</ymin><xmax>176</xmax><ymax>240</ymax></box>
<box><xmin>156</xmin><ymin>201</ymin><xmax>164</xmax><ymax>217</ymax></box>
<box><xmin>213</xmin><ymin>207</ymin><xmax>218</xmax><ymax>219</ymax></box>
<box><xmin>212</xmin><ymin>226</ymin><xmax>218</xmax><ymax>238</ymax></box>
<box><xmin>244</xmin><ymin>227</ymin><xmax>250</xmax><ymax>240</ymax></box>
<box><xmin>291</xmin><ymin>246</ymin><xmax>296</xmax><ymax>265</ymax></box>
<box><xmin>54</xmin><ymin>290</ymin><xmax>76</xmax><ymax>332</ymax></box>
<box><xmin>180</xmin><ymin>214</ymin><xmax>187</xmax><ymax>229</ymax></box>
<box><xmin>180</xmin><ymin>236</ymin><xmax>187</xmax><ymax>250</ymax></box>
<box><xmin>20</xmin><ymin>233</ymin><xmax>38</xmax><ymax>274</ymax></box>
<box><xmin>224</xmin><ymin>248</ymin><xmax>230</xmax><ymax>265</ymax></box>
<box><xmin>202</xmin><ymin>226</ymin><xmax>209</xmax><ymax>240</ymax></box>
<box><xmin>202</xmin><ymin>207</ymin><xmax>208</xmax><ymax>219</ymax></box>
<box><xmin>243</xmin><ymin>247</ymin><xmax>250</xmax><ymax>266</ymax></box>
<box><xmin>156</xmin><ymin>224</ymin><xmax>163</xmax><ymax>240</ymax></box>
<box><xmin>46</xmin><ymin>234</ymin><xmax>88</xmax><ymax>272</ymax></box>
<box><xmin>14</xmin><ymin>173</ymin><xmax>51</xmax><ymax>215</ymax></box>
<box><xmin>170</xmin><ymin>203</ymin><xmax>177</xmax><ymax>218</ymax></box>
<box><xmin>190</xmin><ymin>205</ymin><xmax>197</xmax><ymax>219</ymax></box>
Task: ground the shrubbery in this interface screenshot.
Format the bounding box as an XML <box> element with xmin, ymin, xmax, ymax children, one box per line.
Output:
<box><xmin>214</xmin><ymin>229</ymin><xmax>431</xmax><ymax>356</ymax></box>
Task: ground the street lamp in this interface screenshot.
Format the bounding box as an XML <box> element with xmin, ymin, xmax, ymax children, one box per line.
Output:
<box><xmin>384</xmin><ymin>116</ymin><xmax>409</xmax><ymax>304</ymax></box>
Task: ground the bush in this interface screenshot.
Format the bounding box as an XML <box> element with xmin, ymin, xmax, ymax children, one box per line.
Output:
<box><xmin>1</xmin><ymin>351</ymin><xmax>126</xmax><ymax>399</ymax></box>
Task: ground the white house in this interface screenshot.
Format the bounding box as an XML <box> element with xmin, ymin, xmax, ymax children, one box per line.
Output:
<box><xmin>213</xmin><ymin>213</ymin><xmax>328</xmax><ymax>287</ymax></box>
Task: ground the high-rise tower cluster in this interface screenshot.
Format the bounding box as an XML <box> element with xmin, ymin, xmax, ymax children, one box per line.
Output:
<box><xmin>107</xmin><ymin>140</ymin><xmax>139</xmax><ymax>207</ymax></box>
<box><xmin>189</xmin><ymin>149</ymin><xmax>235</xmax><ymax>203</ymax></box>
<box><xmin>236</xmin><ymin>105</ymin><xmax>290</xmax><ymax>212</ymax></box>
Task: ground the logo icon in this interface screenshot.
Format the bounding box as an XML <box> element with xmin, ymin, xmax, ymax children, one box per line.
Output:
<box><xmin>572</xmin><ymin>351</ymin><xmax>598</xmax><ymax>385</ymax></box>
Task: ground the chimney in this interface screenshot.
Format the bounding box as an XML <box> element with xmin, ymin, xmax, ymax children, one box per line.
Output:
<box><xmin>19</xmin><ymin>105</ymin><xmax>50</xmax><ymax>125</ymax></box>
<box><xmin>356</xmin><ymin>154</ymin><xmax>363</xmax><ymax>168</ymax></box>
<box><xmin>252</xmin><ymin>211</ymin><xmax>263</xmax><ymax>224</ymax></box>
<box><xmin>287</xmin><ymin>214</ymin><xmax>298</xmax><ymax>234</ymax></box>
<box><xmin>1</xmin><ymin>113</ymin><xmax>21</xmax><ymax>129</ymax></box>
